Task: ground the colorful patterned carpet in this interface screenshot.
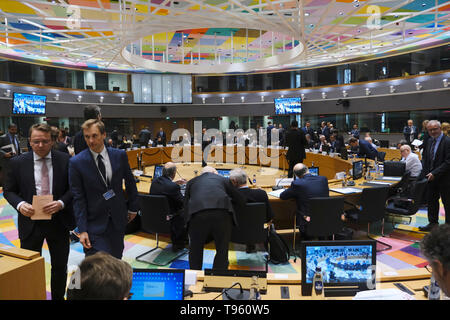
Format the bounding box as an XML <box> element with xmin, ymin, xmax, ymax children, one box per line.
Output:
<box><xmin>0</xmin><ymin>188</ymin><xmax>445</xmax><ymax>299</ymax></box>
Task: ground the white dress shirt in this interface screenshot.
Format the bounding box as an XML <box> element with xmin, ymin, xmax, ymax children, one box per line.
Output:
<box><xmin>402</xmin><ymin>152</ymin><xmax>422</xmax><ymax>178</ymax></box>
<box><xmin>17</xmin><ymin>151</ymin><xmax>64</xmax><ymax>211</ymax></box>
<box><xmin>89</xmin><ymin>146</ymin><xmax>112</xmax><ymax>186</ymax></box>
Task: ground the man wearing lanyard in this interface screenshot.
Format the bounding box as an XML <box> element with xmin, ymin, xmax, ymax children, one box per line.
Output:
<box><xmin>69</xmin><ymin>119</ymin><xmax>139</xmax><ymax>259</ymax></box>
<box><xmin>419</xmin><ymin>120</ymin><xmax>450</xmax><ymax>232</ymax></box>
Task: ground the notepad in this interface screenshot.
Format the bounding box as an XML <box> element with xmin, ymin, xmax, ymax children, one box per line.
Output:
<box><xmin>268</xmin><ymin>189</ymin><xmax>285</xmax><ymax>198</ymax></box>
<box><xmin>329</xmin><ymin>187</ymin><xmax>363</xmax><ymax>194</ymax></box>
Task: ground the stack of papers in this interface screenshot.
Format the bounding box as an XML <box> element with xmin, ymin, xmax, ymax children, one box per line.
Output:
<box><xmin>329</xmin><ymin>187</ymin><xmax>362</xmax><ymax>194</ymax></box>
<box><xmin>268</xmin><ymin>189</ymin><xmax>285</xmax><ymax>198</ymax></box>
<box><xmin>353</xmin><ymin>289</ymin><xmax>415</xmax><ymax>300</ymax></box>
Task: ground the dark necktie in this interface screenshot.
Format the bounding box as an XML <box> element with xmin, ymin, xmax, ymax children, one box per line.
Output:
<box><xmin>429</xmin><ymin>138</ymin><xmax>437</xmax><ymax>169</ymax></box>
<box><xmin>97</xmin><ymin>154</ymin><xmax>107</xmax><ymax>185</ymax></box>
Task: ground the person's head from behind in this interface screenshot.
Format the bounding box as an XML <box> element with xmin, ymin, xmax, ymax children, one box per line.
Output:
<box><xmin>202</xmin><ymin>166</ymin><xmax>218</xmax><ymax>175</ymax></box>
<box><xmin>420</xmin><ymin>224</ymin><xmax>450</xmax><ymax>297</ymax></box>
<box><xmin>29</xmin><ymin>123</ymin><xmax>53</xmax><ymax>159</ymax></box>
<box><xmin>364</xmin><ymin>136</ymin><xmax>373</xmax><ymax>144</ymax></box>
<box><xmin>163</xmin><ymin>162</ymin><xmax>177</xmax><ymax>180</ymax></box>
<box><xmin>67</xmin><ymin>252</ymin><xmax>132</xmax><ymax>300</ymax></box>
<box><xmin>82</xmin><ymin>119</ymin><xmax>106</xmax><ymax>153</ymax></box>
<box><xmin>348</xmin><ymin>137</ymin><xmax>359</xmax><ymax>147</ymax></box>
<box><xmin>400</xmin><ymin>144</ymin><xmax>411</xmax><ymax>159</ymax></box>
<box><xmin>84</xmin><ymin>104</ymin><xmax>101</xmax><ymax>121</ymax></box>
<box><xmin>229</xmin><ymin>168</ymin><xmax>247</xmax><ymax>188</ymax></box>
<box><xmin>293</xmin><ymin>163</ymin><xmax>308</xmax><ymax>179</ymax></box>
<box><xmin>290</xmin><ymin>120</ymin><xmax>298</xmax><ymax>128</ymax></box>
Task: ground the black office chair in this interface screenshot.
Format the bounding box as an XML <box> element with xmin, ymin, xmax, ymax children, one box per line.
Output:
<box><xmin>345</xmin><ymin>186</ymin><xmax>391</xmax><ymax>252</ymax></box>
<box><xmin>385</xmin><ymin>178</ymin><xmax>428</xmax><ymax>232</ymax></box>
<box><xmin>231</xmin><ymin>202</ymin><xmax>269</xmax><ymax>269</ymax></box>
<box><xmin>383</xmin><ymin>161</ymin><xmax>405</xmax><ymax>177</ymax></box>
<box><xmin>379</xmin><ymin>140</ymin><xmax>390</xmax><ymax>148</ymax></box>
<box><xmin>307</xmin><ymin>196</ymin><xmax>345</xmax><ymax>239</ymax></box>
<box><xmin>135</xmin><ymin>194</ymin><xmax>188</xmax><ymax>266</ymax></box>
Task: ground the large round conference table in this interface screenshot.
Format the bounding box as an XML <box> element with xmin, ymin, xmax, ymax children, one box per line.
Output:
<box><xmin>127</xmin><ymin>145</ymin><xmax>388</xmax><ymax>229</ymax></box>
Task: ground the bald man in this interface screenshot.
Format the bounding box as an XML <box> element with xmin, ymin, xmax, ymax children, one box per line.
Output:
<box><xmin>280</xmin><ymin>163</ymin><xmax>329</xmax><ymax>236</ymax></box>
<box><xmin>183</xmin><ymin>166</ymin><xmax>245</xmax><ymax>270</ymax></box>
<box><xmin>149</xmin><ymin>162</ymin><xmax>187</xmax><ymax>251</ymax></box>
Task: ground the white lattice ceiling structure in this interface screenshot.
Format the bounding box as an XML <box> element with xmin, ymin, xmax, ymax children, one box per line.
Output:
<box><xmin>0</xmin><ymin>0</ymin><xmax>449</xmax><ymax>74</ymax></box>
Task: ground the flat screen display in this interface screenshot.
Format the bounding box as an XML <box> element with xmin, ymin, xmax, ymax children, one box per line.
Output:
<box><xmin>309</xmin><ymin>167</ymin><xmax>319</xmax><ymax>176</ymax></box>
<box><xmin>12</xmin><ymin>93</ymin><xmax>46</xmax><ymax>115</ymax></box>
<box><xmin>353</xmin><ymin>160</ymin><xmax>363</xmax><ymax>180</ymax></box>
<box><xmin>153</xmin><ymin>165</ymin><xmax>164</xmax><ymax>179</ymax></box>
<box><xmin>217</xmin><ymin>169</ymin><xmax>231</xmax><ymax>178</ymax></box>
<box><xmin>131</xmin><ymin>269</ymin><xmax>185</xmax><ymax>300</ymax></box>
<box><xmin>274</xmin><ymin>97</ymin><xmax>302</xmax><ymax>115</ymax></box>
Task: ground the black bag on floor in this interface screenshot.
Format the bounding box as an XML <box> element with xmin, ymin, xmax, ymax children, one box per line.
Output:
<box><xmin>268</xmin><ymin>225</ymin><xmax>290</xmax><ymax>264</ymax></box>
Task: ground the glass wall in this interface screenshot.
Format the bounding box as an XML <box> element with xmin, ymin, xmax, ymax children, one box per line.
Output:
<box><xmin>132</xmin><ymin>74</ymin><xmax>192</xmax><ymax>104</ymax></box>
<box><xmin>194</xmin><ymin>44</ymin><xmax>450</xmax><ymax>92</ymax></box>
<box><xmin>0</xmin><ymin>60</ymin><xmax>129</xmax><ymax>92</ymax></box>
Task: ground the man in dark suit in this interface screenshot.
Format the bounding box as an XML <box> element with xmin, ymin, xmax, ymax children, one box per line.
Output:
<box><xmin>350</xmin><ymin>124</ymin><xmax>360</xmax><ymax>139</ymax></box>
<box><xmin>73</xmin><ymin>105</ymin><xmax>101</xmax><ymax>155</ymax></box>
<box><xmin>229</xmin><ymin>168</ymin><xmax>274</xmax><ymax>253</ymax></box>
<box><xmin>138</xmin><ymin>126</ymin><xmax>151</xmax><ymax>147</ymax></box>
<box><xmin>348</xmin><ymin>137</ymin><xmax>379</xmax><ymax>160</ymax></box>
<box><xmin>419</xmin><ymin>120</ymin><xmax>450</xmax><ymax>231</ymax></box>
<box><xmin>69</xmin><ymin>119</ymin><xmax>139</xmax><ymax>259</ymax></box>
<box><xmin>284</xmin><ymin>120</ymin><xmax>307</xmax><ymax>178</ymax></box>
<box><xmin>4</xmin><ymin>123</ymin><xmax>75</xmax><ymax>300</ymax></box>
<box><xmin>266</xmin><ymin>121</ymin><xmax>275</xmax><ymax>146</ymax></box>
<box><xmin>280</xmin><ymin>163</ymin><xmax>330</xmax><ymax>236</ymax></box>
<box><xmin>403</xmin><ymin>119</ymin><xmax>418</xmax><ymax>145</ymax></box>
<box><xmin>154</xmin><ymin>127</ymin><xmax>167</xmax><ymax>146</ymax></box>
<box><xmin>150</xmin><ymin>162</ymin><xmax>187</xmax><ymax>251</ymax></box>
<box><xmin>302</xmin><ymin>121</ymin><xmax>316</xmax><ymax>142</ymax></box>
<box><xmin>0</xmin><ymin>123</ymin><xmax>22</xmax><ymax>186</ymax></box>
<box><xmin>183</xmin><ymin>166</ymin><xmax>245</xmax><ymax>270</ymax></box>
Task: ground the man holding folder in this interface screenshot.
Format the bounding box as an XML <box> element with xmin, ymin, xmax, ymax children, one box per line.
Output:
<box><xmin>3</xmin><ymin>123</ymin><xmax>75</xmax><ymax>300</ymax></box>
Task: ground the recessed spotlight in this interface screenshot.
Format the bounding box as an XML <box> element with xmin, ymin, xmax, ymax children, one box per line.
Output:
<box><xmin>321</xmin><ymin>92</ymin><xmax>327</xmax><ymax>99</ymax></box>
<box><xmin>415</xmin><ymin>82</ymin><xmax>422</xmax><ymax>91</ymax></box>
<box><xmin>443</xmin><ymin>79</ymin><xmax>448</xmax><ymax>88</ymax></box>
<box><xmin>365</xmin><ymin>88</ymin><xmax>371</xmax><ymax>96</ymax></box>
<box><xmin>99</xmin><ymin>96</ymin><xmax>104</xmax><ymax>103</ymax></box>
<box><xmin>202</xmin><ymin>97</ymin><xmax>206</xmax><ymax>104</ymax></box>
<box><xmin>54</xmin><ymin>93</ymin><xmax>59</xmax><ymax>101</ymax></box>
<box><xmin>342</xmin><ymin>90</ymin><xmax>348</xmax><ymax>97</ymax></box>
<box><xmin>76</xmin><ymin>95</ymin><xmax>82</xmax><ymax>102</ymax></box>
<box><xmin>261</xmin><ymin>96</ymin><xmax>265</xmax><ymax>102</ymax></box>
<box><xmin>389</xmin><ymin>85</ymin><xmax>396</xmax><ymax>93</ymax></box>
<box><xmin>221</xmin><ymin>97</ymin><xmax>225</xmax><ymax>103</ymax></box>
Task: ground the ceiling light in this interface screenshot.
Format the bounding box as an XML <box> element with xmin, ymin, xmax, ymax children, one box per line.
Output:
<box><xmin>415</xmin><ymin>82</ymin><xmax>422</xmax><ymax>91</ymax></box>
<box><xmin>120</xmin><ymin>97</ymin><xmax>125</xmax><ymax>103</ymax></box>
<box><xmin>342</xmin><ymin>90</ymin><xmax>348</xmax><ymax>97</ymax></box>
<box><xmin>301</xmin><ymin>93</ymin><xmax>305</xmax><ymax>100</ymax></box>
<box><xmin>99</xmin><ymin>96</ymin><xmax>104</xmax><ymax>103</ymax></box>
<box><xmin>202</xmin><ymin>97</ymin><xmax>206</xmax><ymax>104</ymax></box>
<box><xmin>389</xmin><ymin>85</ymin><xmax>396</xmax><ymax>93</ymax></box>
<box><xmin>321</xmin><ymin>92</ymin><xmax>327</xmax><ymax>99</ymax></box>
<box><xmin>4</xmin><ymin>89</ymin><xmax>11</xmax><ymax>97</ymax></box>
<box><xmin>365</xmin><ymin>88</ymin><xmax>371</xmax><ymax>96</ymax></box>
<box><xmin>241</xmin><ymin>96</ymin><xmax>245</xmax><ymax>102</ymax></box>
<box><xmin>221</xmin><ymin>97</ymin><xmax>225</xmax><ymax>103</ymax></box>
<box><xmin>443</xmin><ymin>79</ymin><xmax>448</xmax><ymax>88</ymax></box>
<box><xmin>54</xmin><ymin>93</ymin><xmax>60</xmax><ymax>101</ymax></box>
<box><xmin>77</xmin><ymin>95</ymin><xmax>82</xmax><ymax>102</ymax></box>
<box><xmin>261</xmin><ymin>96</ymin><xmax>265</xmax><ymax>102</ymax></box>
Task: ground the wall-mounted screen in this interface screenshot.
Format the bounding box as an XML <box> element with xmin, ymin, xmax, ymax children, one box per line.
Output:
<box><xmin>12</xmin><ymin>93</ymin><xmax>46</xmax><ymax>115</ymax></box>
<box><xmin>274</xmin><ymin>97</ymin><xmax>302</xmax><ymax>115</ymax></box>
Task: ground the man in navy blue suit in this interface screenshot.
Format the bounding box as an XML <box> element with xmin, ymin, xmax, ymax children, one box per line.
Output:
<box><xmin>403</xmin><ymin>119</ymin><xmax>418</xmax><ymax>145</ymax></box>
<box><xmin>69</xmin><ymin>119</ymin><xmax>139</xmax><ymax>259</ymax></box>
<box><xmin>280</xmin><ymin>163</ymin><xmax>329</xmax><ymax>235</ymax></box>
<box><xmin>348</xmin><ymin>137</ymin><xmax>379</xmax><ymax>160</ymax></box>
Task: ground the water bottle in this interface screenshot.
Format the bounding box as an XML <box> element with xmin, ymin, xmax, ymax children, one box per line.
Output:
<box><xmin>253</xmin><ymin>174</ymin><xmax>257</xmax><ymax>185</ymax></box>
<box><xmin>249</xmin><ymin>276</ymin><xmax>261</xmax><ymax>300</ymax></box>
<box><xmin>311</xmin><ymin>267</ymin><xmax>325</xmax><ymax>299</ymax></box>
<box><xmin>429</xmin><ymin>274</ymin><xmax>441</xmax><ymax>300</ymax></box>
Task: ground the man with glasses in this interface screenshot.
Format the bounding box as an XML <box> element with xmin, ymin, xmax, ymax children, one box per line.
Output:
<box><xmin>3</xmin><ymin>123</ymin><xmax>75</xmax><ymax>300</ymax></box>
<box><xmin>419</xmin><ymin>120</ymin><xmax>450</xmax><ymax>231</ymax></box>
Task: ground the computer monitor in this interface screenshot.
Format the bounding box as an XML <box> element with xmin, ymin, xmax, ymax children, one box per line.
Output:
<box><xmin>216</xmin><ymin>169</ymin><xmax>231</xmax><ymax>178</ymax></box>
<box><xmin>352</xmin><ymin>160</ymin><xmax>363</xmax><ymax>180</ymax></box>
<box><xmin>153</xmin><ymin>165</ymin><xmax>164</xmax><ymax>179</ymax></box>
<box><xmin>309</xmin><ymin>167</ymin><xmax>319</xmax><ymax>176</ymax></box>
<box><xmin>130</xmin><ymin>269</ymin><xmax>185</xmax><ymax>300</ymax></box>
<box><xmin>301</xmin><ymin>240</ymin><xmax>376</xmax><ymax>297</ymax></box>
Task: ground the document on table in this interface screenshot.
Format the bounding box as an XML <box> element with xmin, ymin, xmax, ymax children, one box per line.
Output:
<box><xmin>31</xmin><ymin>195</ymin><xmax>53</xmax><ymax>220</ymax></box>
<box><xmin>329</xmin><ymin>187</ymin><xmax>363</xmax><ymax>194</ymax></box>
<box><xmin>353</xmin><ymin>289</ymin><xmax>415</xmax><ymax>300</ymax></box>
<box><xmin>268</xmin><ymin>189</ymin><xmax>285</xmax><ymax>198</ymax></box>
<box><xmin>376</xmin><ymin>176</ymin><xmax>402</xmax><ymax>181</ymax></box>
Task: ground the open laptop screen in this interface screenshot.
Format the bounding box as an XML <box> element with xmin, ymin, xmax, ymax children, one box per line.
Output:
<box><xmin>153</xmin><ymin>165</ymin><xmax>164</xmax><ymax>179</ymax></box>
<box><xmin>131</xmin><ymin>269</ymin><xmax>185</xmax><ymax>300</ymax></box>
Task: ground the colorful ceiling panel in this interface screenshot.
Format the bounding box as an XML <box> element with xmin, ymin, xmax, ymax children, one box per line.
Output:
<box><xmin>0</xmin><ymin>0</ymin><xmax>447</xmax><ymax>74</ymax></box>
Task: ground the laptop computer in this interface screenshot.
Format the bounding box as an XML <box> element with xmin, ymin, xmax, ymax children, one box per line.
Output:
<box><xmin>309</xmin><ymin>166</ymin><xmax>319</xmax><ymax>176</ymax></box>
<box><xmin>216</xmin><ymin>169</ymin><xmax>231</xmax><ymax>178</ymax></box>
<box><xmin>130</xmin><ymin>269</ymin><xmax>185</xmax><ymax>300</ymax></box>
<box><xmin>153</xmin><ymin>165</ymin><xmax>164</xmax><ymax>179</ymax></box>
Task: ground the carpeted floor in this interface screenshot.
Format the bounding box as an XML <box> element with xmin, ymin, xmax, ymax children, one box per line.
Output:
<box><xmin>0</xmin><ymin>188</ymin><xmax>446</xmax><ymax>299</ymax></box>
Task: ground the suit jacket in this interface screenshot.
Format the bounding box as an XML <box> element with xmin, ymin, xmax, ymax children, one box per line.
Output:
<box><xmin>0</xmin><ymin>133</ymin><xmax>21</xmax><ymax>169</ymax></box>
<box><xmin>358</xmin><ymin>139</ymin><xmax>379</xmax><ymax>160</ymax></box>
<box><xmin>403</xmin><ymin>125</ymin><xmax>418</xmax><ymax>143</ymax></box>
<box><xmin>155</xmin><ymin>131</ymin><xmax>167</xmax><ymax>146</ymax></box>
<box><xmin>150</xmin><ymin>175</ymin><xmax>184</xmax><ymax>215</ymax></box>
<box><xmin>4</xmin><ymin>150</ymin><xmax>75</xmax><ymax>240</ymax></box>
<box><xmin>139</xmin><ymin>129</ymin><xmax>151</xmax><ymax>145</ymax></box>
<box><xmin>73</xmin><ymin>130</ymin><xmax>88</xmax><ymax>155</ymax></box>
<box><xmin>183</xmin><ymin>172</ymin><xmax>245</xmax><ymax>225</ymax></box>
<box><xmin>285</xmin><ymin>128</ymin><xmax>307</xmax><ymax>162</ymax></box>
<box><xmin>69</xmin><ymin>147</ymin><xmax>139</xmax><ymax>235</ymax></box>
<box><xmin>420</xmin><ymin>134</ymin><xmax>450</xmax><ymax>186</ymax></box>
<box><xmin>351</xmin><ymin>129</ymin><xmax>360</xmax><ymax>139</ymax></box>
<box><xmin>280</xmin><ymin>174</ymin><xmax>329</xmax><ymax>218</ymax></box>
<box><xmin>238</xmin><ymin>187</ymin><xmax>274</xmax><ymax>222</ymax></box>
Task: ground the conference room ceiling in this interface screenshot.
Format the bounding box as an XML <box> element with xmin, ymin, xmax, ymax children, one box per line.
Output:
<box><xmin>0</xmin><ymin>0</ymin><xmax>449</xmax><ymax>74</ymax></box>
